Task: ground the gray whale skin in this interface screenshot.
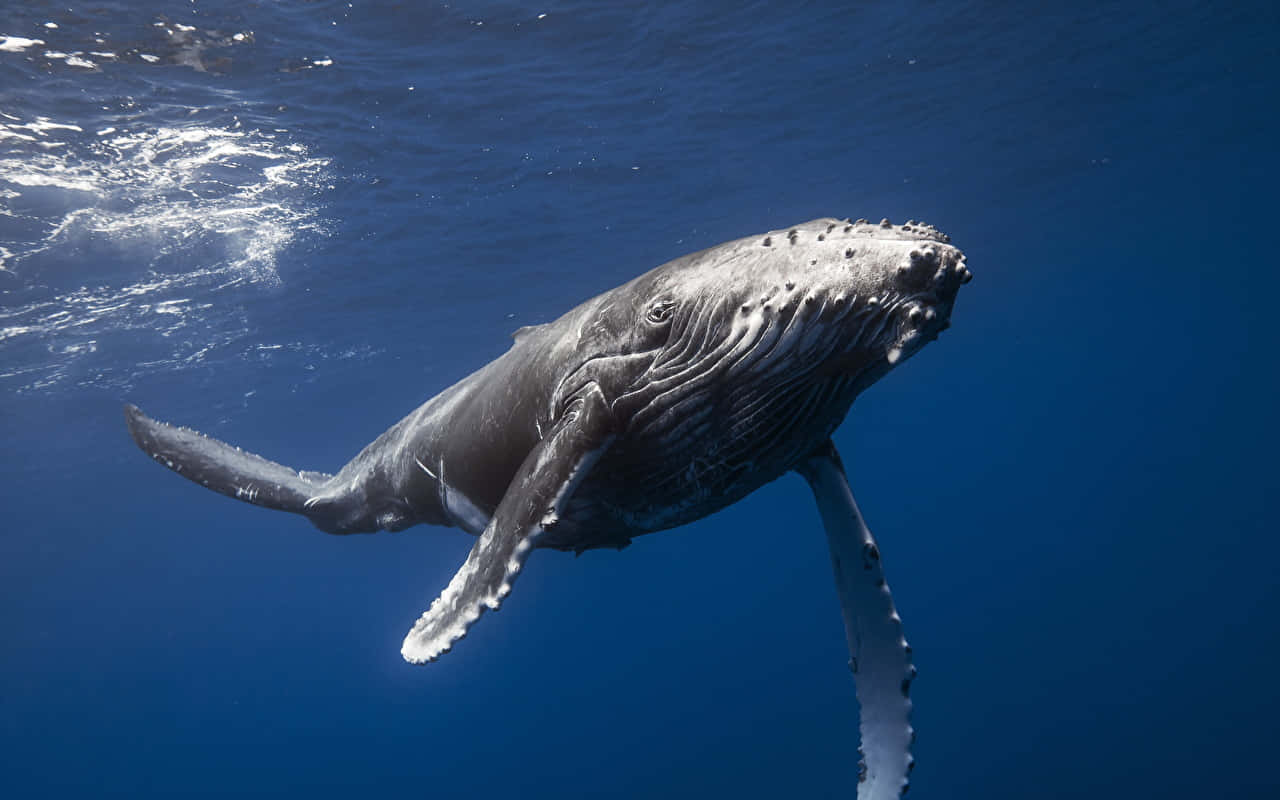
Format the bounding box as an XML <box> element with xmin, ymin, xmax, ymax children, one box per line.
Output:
<box><xmin>126</xmin><ymin>217</ymin><xmax>970</xmax><ymax>800</ymax></box>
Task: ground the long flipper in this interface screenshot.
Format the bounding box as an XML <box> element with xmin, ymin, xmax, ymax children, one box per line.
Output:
<box><xmin>798</xmin><ymin>441</ymin><xmax>915</xmax><ymax>800</ymax></box>
<box><xmin>124</xmin><ymin>404</ymin><xmax>330</xmax><ymax>517</ymax></box>
<box><xmin>401</xmin><ymin>387</ymin><xmax>615</xmax><ymax>664</ymax></box>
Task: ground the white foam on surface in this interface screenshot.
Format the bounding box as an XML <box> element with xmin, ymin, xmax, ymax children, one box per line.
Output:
<box><xmin>0</xmin><ymin>36</ymin><xmax>44</xmax><ymax>52</ymax></box>
<box><xmin>0</xmin><ymin>115</ymin><xmax>334</xmax><ymax>392</ymax></box>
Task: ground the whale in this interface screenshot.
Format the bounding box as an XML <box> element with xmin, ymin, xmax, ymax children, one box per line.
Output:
<box><xmin>125</xmin><ymin>216</ymin><xmax>970</xmax><ymax>799</ymax></box>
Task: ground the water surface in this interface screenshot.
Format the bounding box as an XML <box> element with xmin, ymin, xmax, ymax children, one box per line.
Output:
<box><xmin>3</xmin><ymin>2</ymin><xmax>1277</xmax><ymax>797</ymax></box>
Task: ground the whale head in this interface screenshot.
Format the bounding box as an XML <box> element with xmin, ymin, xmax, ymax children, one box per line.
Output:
<box><xmin>544</xmin><ymin>216</ymin><xmax>971</xmax><ymax>532</ymax></box>
<box><xmin>633</xmin><ymin>217</ymin><xmax>970</xmax><ymax>396</ymax></box>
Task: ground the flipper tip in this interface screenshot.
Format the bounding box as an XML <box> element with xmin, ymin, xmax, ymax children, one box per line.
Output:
<box><xmin>123</xmin><ymin>403</ymin><xmax>152</xmax><ymax>446</ymax></box>
<box><xmin>400</xmin><ymin>618</ymin><xmax>467</xmax><ymax>665</ymax></box>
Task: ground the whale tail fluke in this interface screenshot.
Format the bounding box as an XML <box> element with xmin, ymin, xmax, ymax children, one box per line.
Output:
<box><xmin>123</xmin><ymin>403</ymin><xmax>336</xmax><ymax>526</ymax></box>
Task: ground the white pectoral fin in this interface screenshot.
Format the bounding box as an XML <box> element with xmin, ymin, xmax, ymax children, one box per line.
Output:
<box><xmin>798</xmin><ymin>441</ymin><xmax>915</xmax><ymax>800</ymax></box>
<box><xmin>401</xmin><ymin>388</ymin><xmax>614</xmax><ymax>664</ymax></box>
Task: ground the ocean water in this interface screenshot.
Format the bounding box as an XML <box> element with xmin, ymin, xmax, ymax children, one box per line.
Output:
<box><xmin>3</xmin><ymin>1</ymin><xmax>1278</xmax><ymax>797</ymax></box>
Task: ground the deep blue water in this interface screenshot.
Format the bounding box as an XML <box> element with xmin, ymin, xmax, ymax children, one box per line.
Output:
<box><xmin>3</xmin><ymin>1</ymin><xmax>1278</xmax><ymax>797</ymax></box>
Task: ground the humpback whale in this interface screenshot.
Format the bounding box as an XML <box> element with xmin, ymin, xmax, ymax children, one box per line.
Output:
<box><xmin>126</xmin><ymin>217</ymin><xmax>969</xmax><ymax>799</ymax></box>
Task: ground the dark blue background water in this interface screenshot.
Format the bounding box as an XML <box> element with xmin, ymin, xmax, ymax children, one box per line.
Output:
<box><xmin>3</xmin><ymin>1</ymin><xmax>1277</xmax><ymax>797</ymax></box>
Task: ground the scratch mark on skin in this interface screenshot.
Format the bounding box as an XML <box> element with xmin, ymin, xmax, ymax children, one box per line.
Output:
<box><xmin>414</xmin><ymin>455</ymin><xmax>437</xmax><ymax>479</ymax></box>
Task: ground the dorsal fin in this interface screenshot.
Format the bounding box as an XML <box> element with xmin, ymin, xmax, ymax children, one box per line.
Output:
<box><xmin>511</xmin><ymin>323</ymin><xmax>546</xmax><ymax>342</ymax></box>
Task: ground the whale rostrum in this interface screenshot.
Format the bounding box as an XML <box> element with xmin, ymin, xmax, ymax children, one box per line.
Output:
<box><xmin>125</xmin><ymin>217</ymin><xmax>969</xmax><ymax>799</ymax></box>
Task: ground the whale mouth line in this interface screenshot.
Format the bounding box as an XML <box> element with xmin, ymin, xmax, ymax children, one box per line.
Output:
<box><xmin>887</xmin><ymin>301</ymin><xmax>947</xmax><ymax>366</ymax></box>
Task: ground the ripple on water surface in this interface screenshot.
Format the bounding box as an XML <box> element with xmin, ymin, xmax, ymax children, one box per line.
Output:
<box><xmin>0</xmin><ymin>111</ymin><xmax>333</xmax><ymax>393</ymax></box>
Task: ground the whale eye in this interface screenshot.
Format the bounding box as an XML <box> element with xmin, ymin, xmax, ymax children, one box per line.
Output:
<box><xmin>646</xmin><ymin>299</ymin><xmax>678</xmax><ymax>325</ymax></box>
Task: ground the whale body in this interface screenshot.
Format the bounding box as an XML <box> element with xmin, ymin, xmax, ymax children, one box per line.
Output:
<box><xmin>126</xmin><ymin>217</ymin><xmax>970</xmax><ymax>799</ymax></box>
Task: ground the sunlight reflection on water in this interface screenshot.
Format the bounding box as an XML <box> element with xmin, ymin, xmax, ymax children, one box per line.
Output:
<box><xmin>0</xmin><ymin>112</ymin><xmax>332</xmax><ymax>392</ymax></box>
